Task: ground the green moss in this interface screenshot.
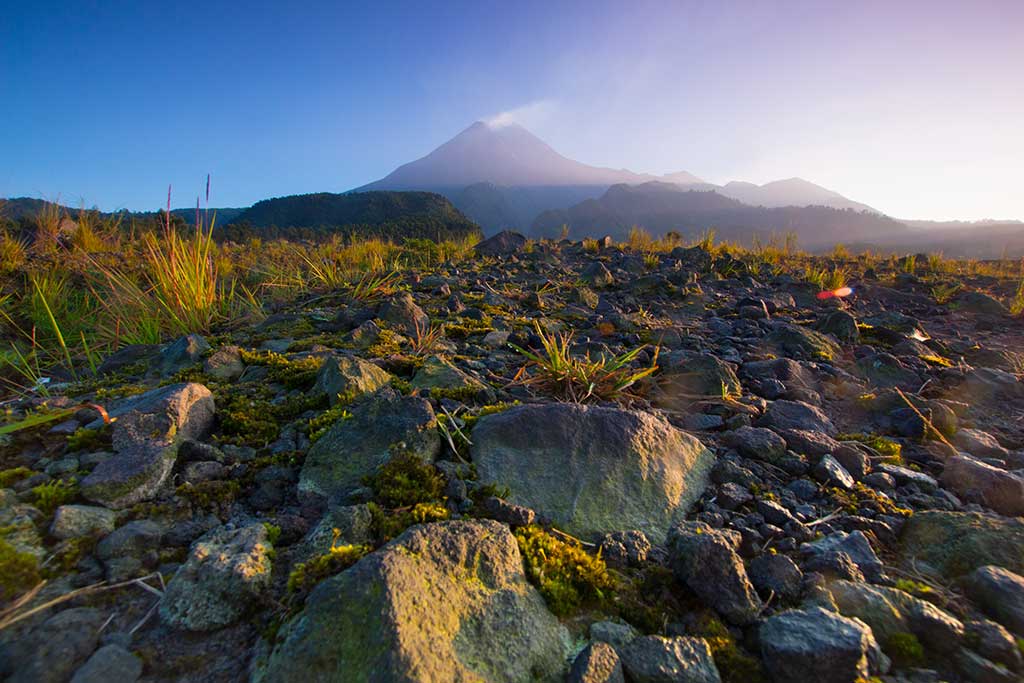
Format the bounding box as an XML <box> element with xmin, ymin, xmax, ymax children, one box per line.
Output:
<box><xmin>838</xmin><ymin>432</ymin><xmax>902</xmax><ymax>464</ymax></box>
<box><xmin>65</xmin><ymin>425</ymin><xmax>111</xmax><ymax>453</ymax></box>
<box><xmin>368</xmin><ymin>501</ymin><xmax>449</xmax><ymax>542</ymax></box>
<box><xmin>443</xmin><ymin>316</ymin><xmax>495</xmax><ymax>339</ymax></box>
<box><xmin>287</xmin><ymin>532</ymin><xmax>371</xmax><ymax>594</ymax></box>
<box><xmin>307</xmin><ymin>404</ymin><xmax>353</xmax><ymax>443</ymax></box>
<box><xmin>0</xmin><ymin>467</ymin><xmax>33</xmax><ymax>488</ymax></box>
<box><xmin>364</xmin><ymin>453</ymin><xmax>444</xmax><ymax>508</ymax></box>
<box><xmin>884</xmin><ymin>632</ymin><xmax>925</xmax><ymax>668</ymax></box>
<box><xmin>893</xmin><ymin>578</ymin><xmax>934</xmax><ymax>599</ymax></box>
<box><xmin>828</xmin><ymin>483</ymin><xmax>912</xmax><ymax>517</ymax></box>
<box><xmin>514</xmin><ymin>524</ymin><xmax>615</xmax><ymax>616</ymax></box>
<box><xmin>919</xmin><ymin>354</ymin><xmax>953</xmax><ymax>368</ymax></box>
<box><xmin>365</xmin><ymin>328</ymin><xmax>403</xmax><ymax>358</ymax></box>
<box><xmin>0</xmin><ymin>538</ymin><xmax>41</xmax><ymax>601</ymax></box>
<box><xmin>612</xmin><ymin>564</ymin><xmax>679</xmax><ymax>634</ymax></box>
<box><xmin>30</xmin><ymin>478</ymin><xmax>78</xmax><ymax>515</ymax></box>
<box><xmin>691</xmin><ymin>612</ymin><xmax>766</xmax><ymax>683</ymax></box>
<box><xmin>176</xmin><ymin>480</ymin><xmax>241</xmax><ymax>512</ymax></box>
<box><xmin>217</xmin><ymin>392</ymin><xmax>280</xmax><ymax>446</ymax></box>
<box><xmin>49</xmin><ymin>535</ymin><xmax>99</xmax><ymax>573</ymax></box>
<box><xmin>239</xmin><ymin>349</ymin><xmax>322</xmax><ymax>389</ymax></box>
<box><xmin>262</xmin><ymin>523</ymin><xmax>282</xmax><ymax>545</ymax></box>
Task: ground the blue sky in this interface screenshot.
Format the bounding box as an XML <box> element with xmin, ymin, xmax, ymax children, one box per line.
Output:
<box><xmin>3</xmin><ymin>0</ymin><xmax>1022</xmax><ymax>219</ymax></box>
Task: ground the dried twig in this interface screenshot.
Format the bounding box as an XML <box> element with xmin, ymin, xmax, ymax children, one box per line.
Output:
<box><xmin>894</xmin><ymin>387</ymin><xmax>955</xmax><ymax>448</ymax></box>
<box><xmin>806</xmin><ymin>507</ymin><xmax>843</xmax><ymax>527</ymax></box>
<box><xmin>0</xmin><ymin>572</ymin><xmax>163</xmax><ymax>631</ymax></box>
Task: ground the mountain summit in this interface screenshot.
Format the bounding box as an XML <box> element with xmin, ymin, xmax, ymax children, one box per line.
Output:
<box><xmin>362</xmin><ymin>121</ymin><xmax>694</xmax><ymax>189</ymax></box>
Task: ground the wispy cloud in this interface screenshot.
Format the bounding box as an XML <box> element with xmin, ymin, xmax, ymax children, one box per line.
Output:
<box><xmin>485</xmin><ymin>99</ymin><xmax>557</xmax><ymax>129</ymax></box>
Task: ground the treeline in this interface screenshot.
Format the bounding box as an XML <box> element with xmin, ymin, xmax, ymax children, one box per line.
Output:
<box><xmin>214</xmin><ymin>219</ymin><xmax>481</xmax><ymax>244</ymax></box>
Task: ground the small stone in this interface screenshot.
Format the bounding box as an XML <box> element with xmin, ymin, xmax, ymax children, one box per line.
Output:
<box><xmin>313</xmin><ymin>354</ymin><xmax>392</xmax><ymax>405</ymax></box>
<box><xmin>480</xmin><ymin>496</ymin><xmax>536</xmax><ymax>527</ymax></box>
<box><xmin>965</xmin><ymin>565</ymin><xmax>1024</xmax><ymax>635</ymax></box>
<box><xmin>598</xmin><ymin>530</ymin><xmax>651</xmax><ymax>568</ymax></box>
<box><xmin>80</xmin><ymin>383</ymin><xmax>216</xmax><ymax>509</ymax></box>
<box><xmin>181</xmin><ymin>460</ymin><xmax>225</xmax><ymax>483</ymax></box>
<box><xmin>154</xmin><ymin>334</ymin><xmax>210</xmax><ymax>376</ymax></box>
<box><xmin>70</xmin><ymin>644</ymin><xmax>142</xmax><ymax>683</ymax></box>
<box><xmin>620</xmin><ymin>635</ymin><xmax>721</xmax><ymax>683</ymax></box>
<box><xmin>667</xmin><ymin>521</ymin><xmax>762</xmax><ymax>625</ymax></box>
<box><xmin>590</xmin><ymin>620</ymin><xmax>641</xmax><ymax>649</ymax></box>
<box><xmin>50</xmin><ymin>504</ymin><xmax>117</xmax><ymax>540</ymax></box>
<box><xmin>203</xmin><ymin>345</ymin><xmax>245</xmax><ymax>381</ymax></box>
<box><xmin>759</xmin><ymin>607</ymin><xmax>878</xmax><ymax>683</ymax></box>
<box><xmin>802</xmin><ymin>531</ymin><xmax>883</xmax><ymax>582</ymax></box>
<box><xmin>569</xmin><ymin>642</ymin><xmax>625</xmax><ymax>683</ymax></box>
<box><xmin>721</xmin><ymin>426</ymin><xmax>787</xmax><ymax>463</ymax></box>
<box><xmin>813</xmin><ymin>454</ymin><xmax>855</xmax><ymax>489</ymax></box>
<box><xmin>160</xmin><ymin>523</ymin><xmax>273</xmax><ymax>631</ymax></box>
<box><xmin>941</xmin><ymin>455</ymin><xmax>1024</xmax><ymax>517</ymax></box>
<box><xmin>748</xmin><ymin>552</ymin><xmax>803</xmax><ymax>601</ymax></box>
<box><xmin>757</xmin><ymin>400</ymin><xmax>837</xmax><ymax>436</ymax></box>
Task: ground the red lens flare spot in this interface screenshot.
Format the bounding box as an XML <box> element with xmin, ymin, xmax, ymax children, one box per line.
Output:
<box><xmin>817</xmin><ymin>286</ymin><xmax>853</xmax><ymax>300</ymax></box>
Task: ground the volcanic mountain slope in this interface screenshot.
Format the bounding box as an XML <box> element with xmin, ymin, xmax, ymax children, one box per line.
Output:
<box><xmin>358</xmin><ymin>121</ymin><xmax>879</xmax><ymax>232</ymax></box>
<box><xmin>3</xmin><ymin>236</ymin><xmax>1024</xmax><ymax>682</ymax></box>
<box><xmin>359</xmin><ymin>121</ymin><xmax>671</xmax><ymax>189</ymax></box>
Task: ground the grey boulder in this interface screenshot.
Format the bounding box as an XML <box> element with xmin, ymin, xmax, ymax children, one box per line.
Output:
<box><xmin>667</xmin><ymin>521</ymin><xmax>762</xmax><ymax>625</ymax></box>
<box><xmin>471</xmin><ymin>403</ymin><xmax>714</xmax><ymax>543</ymax></box>
<box><xmin>253</xmin><ymin>519</ymin><xmax>569</xmax><ymax>683</ymax></box>
<box><xmin>759</xmin><ymin>607</ymin><xmax>879</xmax><ymax>683</ymax></box>
<box><xmin>80</xmin><ymin>383</ymin><xmax>215</xmax><ymax>509</ymax></box>
<box><xmin>160</xmin><ymin>523</ymin><xmax>274</xmax><ymax>631</ymax></box>
<box><xmin>299</xmin><ymin>387</ymin><xmax>440</xmax><ymax>502</ymax></box>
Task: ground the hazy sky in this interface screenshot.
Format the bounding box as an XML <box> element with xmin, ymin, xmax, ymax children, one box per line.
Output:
<box><xmin>3</xmin><ymin>0</ymin><xmax>1022</xmax><ymax>219</ymax></box>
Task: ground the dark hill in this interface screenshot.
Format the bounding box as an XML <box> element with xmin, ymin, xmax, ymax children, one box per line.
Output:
<box><xmin>221</xmin><ymin>191</ymin><xmax>481</xmax><ymax>242</ymax></box>
<box><xmin>532</xmin><ymin>182</ymin><xmax>906</xmax><ymax>248</ymax></box>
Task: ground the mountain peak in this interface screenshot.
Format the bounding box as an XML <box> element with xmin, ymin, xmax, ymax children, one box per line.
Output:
<box><xmin>362</xmin><ymin>122</ymin><xmax>658</xmax><ymax>189</ymax></box>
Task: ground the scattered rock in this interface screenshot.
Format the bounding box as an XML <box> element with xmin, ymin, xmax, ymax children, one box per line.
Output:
<box><xmin>378</xmin><ymin>291</ymin><xmax>428</xmax><ymax>334</ymax></box>
<box><xmin>253</xmin><ymin>520</ymin><xmax>569</xmax><ymax>682</ymax></box>
<box><xmin>941</xmin><ymin>455</ymin><xmax>1024</xmax><ymax>517</ymax></box>
<box><xmin>7</xmin><ymin>608</ymin><xmax>106</xmax><ymax>683</ymax></box>
<box><xmin>70</xmin><ymin>644</ymin><xmax>142</xmax><ymax>683</ymax></box>
<box><xmin>748</xmin><ymin>552</ymin><xmax>803</xmax><ymax>602</ymax></box>
<box><xmin>203</xmin><ymin>344</ymin><xmax>245</xmax><ymax>381</ymax></box>
<box><xmin>160</xmin><ymin>523</ymin><xmax>274</xmax><ymax>631</ymax></box>
<box><xmin>569</xmin><ymin>642</ymin><xmax>625</xmax><ymax>683</ymax></box>
<box><xmin>475</xmin><ymin>230</ymin><xmax>527</xmax><ymax>256</ymax></box>
<box><xmin>759</xmin><ymin>607</ymin><xmax>879</xmax><ymax>683</ymax></box>
<box><xmin>757</xmin><ymin>399</ymin><xmax>837</xmax><ymax>436</ymax></box>
<box><xmin>898</xmin><ymin>511</ymin><xmax>1024</xmax><ymax>577</ymax></box>
<box><xmin>721</xmin><ymin>426</ymin><xmax>787</xmax><ymax>463</ymax></box>
<box><xmin>154</xmin><ymin>333</ymin><xmax>210</xmax><ymax>376</ymax></box>
<box><xmin>313</xmin><ymin>354</ymin><xmax>392</xmax><ymax>404</ymax></box>
<box><xmin>49</xmin><ymin>504</ymin><xmax>117</xmax><ymax>540</ymax></box>
<box><xmin>619</xmin><ymin>635</ymin><xmax>721</xmax><ymax>683</ymax></box>
<box><xmin>965</xmin><ymin>565</ymin><xmax>1024</xmax><ymax>635</ymax></box>
<box><xmin>80</xmin><ymin>383</ymin><xmax>216</xmax><ymax>508</ymax></box>
<box><xmin>299</xmin><ymin>388</ymin><xmax>440</xmax><ymax>502</ymax></box>
<box><xmin>472</xmin><ymin>403</ymin><xmax>714</xmax><ymax>542</ymax></box>
<box><xmin>667</xmin><ymin>521</ymin><xmax>762</xmax><ymax>625</ymax></box>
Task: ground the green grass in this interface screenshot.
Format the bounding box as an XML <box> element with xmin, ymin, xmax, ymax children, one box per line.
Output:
<box><xmin>511</xmin><ymin>321</ymin><xmax>658</xmax><ymax>403</ymax></box>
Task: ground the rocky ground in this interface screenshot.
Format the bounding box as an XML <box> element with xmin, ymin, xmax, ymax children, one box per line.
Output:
<box><xmin>2</xmin><ymin>232</ymin><xmax>1024</xmax><ymax>683</ymax></box>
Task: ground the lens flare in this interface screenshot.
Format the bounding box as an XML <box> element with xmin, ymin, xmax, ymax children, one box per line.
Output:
<box><xmin>817</xmin><ymin>286</ymin><xmax>853</xmax><ymax>300</ymax></box>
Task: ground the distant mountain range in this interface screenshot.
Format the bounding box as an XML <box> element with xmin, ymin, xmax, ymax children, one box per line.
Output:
<box><xmin>531</xmin><ymin>182</ymin><xmax>904</xmax><ymax>249</ymax></box>
<box><xmin>359</xmin><ymin>121</ymin><xmax>880</xmax><ymax>234</ymax></box>
<box><xmin>5</xmin><ymin>120</ymin><xmax>1023</xmax><ymax>256</ymax></box>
